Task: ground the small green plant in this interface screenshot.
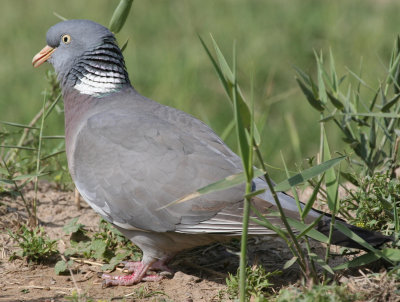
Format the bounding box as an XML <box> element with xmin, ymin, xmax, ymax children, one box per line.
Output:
<box><xmin>55</xmin><ymin>217</ymin><xmax>142</xmax><ymax>274</ymax></box>
<box><xmin>0</xmin><ymin>70</ymin><xmax>66</xmax><ymax>226</ymax></box>
<box><xmin>275</xmin><ymin>284</ymin><xmax>359</xmax><ymax>302</ymax></box>
<box><xmin>296</xmin><ymin>39</ymin><xmax>400</xmax><ymax>178</ymax></box>
<box><xmin>291</xmin><ymin>35</ymin><xmax>400</xmax><ymax>272</ymax></box>
<box><xmin>342</xmin><ymin>171</ymin><xmax>400</xmax><ymax>235</ymax></box>
<box><xmin>125</xmin><ymin>285</ymin><xmax>169</xmax><ymax>300</ymax></box>
<box><xmin>63</xmin><ymin>216</ymin><xmax>87</xmax><ymax>237</ymax></box>
<box><xmin>226</xmin><ymin>265</ymin><xmax>280</xmax><ymax>301</ymax></box>
<box><xmin>8</xmin><ymin>225</ymin><xmax>58</xmax><ymax>263</ymax></box>
<box><xmin>65</xmin><ymin>291</ymin><xmax>96</xmax><ymax>302</ymax></box>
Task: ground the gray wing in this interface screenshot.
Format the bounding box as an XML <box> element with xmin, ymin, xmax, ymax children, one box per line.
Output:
<box><xmin>176</xmin><ymin>177</ymin><xmax>320</xmax><ymax>235</ymax></box>
<box><xmin>72</xmin><ymin>103</ymin><xmax>247</xmax><ymax>232</ymax></box>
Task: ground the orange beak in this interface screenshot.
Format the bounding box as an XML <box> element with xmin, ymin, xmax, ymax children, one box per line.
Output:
<box><xmin>32</xmin><ymin>45</ymin><xmax>55</xmax><ymax>67</ymax></box>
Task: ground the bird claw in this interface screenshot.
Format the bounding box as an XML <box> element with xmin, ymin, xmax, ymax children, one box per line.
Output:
<box><xmin>101</xmin><ymin>272</ymin><xmax>140</xmax><ymax>287</ymax></box>
<box><xmin>101</xmin><ymin>271</ymin><xmax>164</xmax><ymax>287</ymax></box>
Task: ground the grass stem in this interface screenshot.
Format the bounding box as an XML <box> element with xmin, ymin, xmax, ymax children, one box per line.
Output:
<box><xmin>239</xmin><ymin>182</ymin><xmax>253</xmax><ymax>302</ymax></box>
<box><xmin>32</xmin><ymin>98</ymin><xmax>47</xmax><ymax>226</ymax></box>
<box><xmin>254</xmin><ymin>144</ymin><xmax>309</xmax><ymax>277</ymax></box>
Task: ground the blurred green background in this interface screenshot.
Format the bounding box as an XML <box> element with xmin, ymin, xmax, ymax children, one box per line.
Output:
<box><xmin>1</xmin><ymin>0</ymin><xmax>400</xmax><ymax>180</ymax></box>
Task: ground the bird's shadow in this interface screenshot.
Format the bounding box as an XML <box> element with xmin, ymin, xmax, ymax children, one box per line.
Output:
<box><xmin>169</xmin><ymin>237</ymin><xmax>303</xmax><ymax>287</ymax></box>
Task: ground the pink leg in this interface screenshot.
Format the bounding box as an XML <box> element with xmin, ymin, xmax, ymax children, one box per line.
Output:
<box><xmin>120</xmin><ymin>261</ymin><xmax>143</xmax><ymax>273</ymax></box>
<box><xmin>122</xmin><ymin>259</ymin><xmax>173</xmax><ymax>274</ymax></box>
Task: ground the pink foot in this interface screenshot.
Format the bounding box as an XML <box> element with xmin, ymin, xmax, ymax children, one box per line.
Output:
<box><xmin>101</xmin><ymin>260</ymin><xmax>172</xmax><ymax>287</ymax></box>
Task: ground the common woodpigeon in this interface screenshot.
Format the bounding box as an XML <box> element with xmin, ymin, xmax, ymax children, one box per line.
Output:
<box><xmin>32</xmin><ymin>20</ymin><xmax>390</xmax><ymax>287</ymax></box>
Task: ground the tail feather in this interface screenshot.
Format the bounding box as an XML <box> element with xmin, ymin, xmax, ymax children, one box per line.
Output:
<box><xmin>317</xmin><ymin>216</ymin><xmax>392</xmax><ymax>250</ymax></box>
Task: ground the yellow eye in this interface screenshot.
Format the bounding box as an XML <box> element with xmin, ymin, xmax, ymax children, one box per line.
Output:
<box><xmin>61</xmin><ymin>34</ymin><xmax>71</xmax><ymax>44</ymax></box>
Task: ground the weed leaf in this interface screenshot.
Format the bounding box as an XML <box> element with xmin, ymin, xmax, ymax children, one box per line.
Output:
<box><xmin>274</xmin><ymin>156</ymin><xmax>345</xmax><ymax>192</ymax></box>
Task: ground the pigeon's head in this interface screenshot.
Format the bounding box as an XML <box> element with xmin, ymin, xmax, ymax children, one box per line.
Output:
<box><xmin>33</xmin><ymin>19</ymin><xmax>130</xmax><ymax>96</ymax></box>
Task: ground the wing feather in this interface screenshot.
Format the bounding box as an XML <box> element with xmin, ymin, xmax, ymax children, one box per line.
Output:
<box><xmin>71</xmin><ymin>96</ymin><xmax>319</xmax><ymax>236</ymax></box>
<box><xmin>72</xmin><ymin>101</ymin><xmax>245</xmax><ymax>232</ymax></box>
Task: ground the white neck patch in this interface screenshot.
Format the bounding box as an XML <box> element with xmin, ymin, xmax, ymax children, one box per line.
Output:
<box><xmin>74</xmin><ymin>72</ymin><xmax>125</xmax><ymax>96</ymax></box>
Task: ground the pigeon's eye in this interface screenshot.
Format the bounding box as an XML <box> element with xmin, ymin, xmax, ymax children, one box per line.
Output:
<box><xmin>61</xmin><ymin>34</ymin><xmax>71</xmax><ymax>44</ymax></box>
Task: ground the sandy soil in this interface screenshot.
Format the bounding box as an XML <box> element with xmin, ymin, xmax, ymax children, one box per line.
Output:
<box><xmin>0</xmin><ymin>182</ymin><xmax>395</xmax><ymax>301</ymax></box>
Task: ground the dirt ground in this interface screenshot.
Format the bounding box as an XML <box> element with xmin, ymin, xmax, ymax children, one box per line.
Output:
<box><xmin>0</xmin><ymin>182</ymin><xmax>396</xmax><ymax>301</ymax></box>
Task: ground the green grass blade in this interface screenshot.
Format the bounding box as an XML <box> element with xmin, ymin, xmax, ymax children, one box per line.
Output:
<box><xmin>232</xmin><ymin>84</ymin><xmax>251</xmax><ymax>180</ymax></box>
<box><xmin>381</xmin><ymin>93</ymin><xmax>400</xmax><ymax>112</ymax></box>
<box><xmin>198</xmin><ymin>35</ymin><xmax>230</xmax><ymax>98</ymax></box>
<box><xmin>120</xmin><ymin>38</ymin><xmax>129</xmax><ymax>52</ymax></box>
<box><xmin>158</xmin><ymin>169</ymin><xmax>264</xmax><ymax>209</ymax></box>
<box><xmin>369</xmin><ymin>118</ymin><xmax>376</xmax><ymax>149</ymax></box>
<box><xmin>283</xmin><ymin>256</ymin><xmax>298</xmax><ymax>270</ymax></box>
<box><xmin>329</xmin><ymin>48</ymin><xmax>338</xmax><ymax>93</ymax></box>
<box><xmin>0</xmin><ymin>121</ymin><xmax>39</xmax><ymax>129</ymax></box>
<box><xmin>0</xmin><ymin>145</ymin><xmax>36</xmax><ymax>151</ymax></box>
<box><xmin>280</xmin><ymin>152</ymin><xmax>303</xmax><ymax>215</ymax></box>
<box><xmin>109</xmin><ymin>0</ymin><xmax>134</xmax><ymax>34</ymax></box>
<box><xmin>274</xmin><ymin>156</ymin><xmax>345</xmax><ymax>192</ymax></box>
<box><xmin>319</xmin><ymin>110</ymin><xmax>337</xmax><ymax>123</ymax></box>
<box><xmin>334</xmin><ymin>222</ymin><xmax>391</xmax><ymax>263</ymax></box>
<box><xmin>44</xmin><ymin>93</ymin><xmax>62</xmax><ymax>119</ymax></box>
<box><xmin>346</xmin><ymin>67</ymin><xmax>374</xmax><ymax>91</ymax></box>
<box><xmin>394</xmin><ymin>198</ymin><xmax>399</xmax><ymax>242</ymax></box>
<box><xmin>368</xmin><ymin>89</ymin><xmax>380</xmax><ymax>114</ymax></box>
<box><xmin>301</xmin><ymin>174</ymin><xmax>324</xmax><ymax>219</ymax></box>
<box><xmin>230</xmin><ymin>45</ymin><xmax>251</xmax><ymax>179</ymax></box>
<box><xmin>322</xmin><ymin>125</ymin><xmax>339</xmax><ymax>212</ymax></box>
<box><xmin>53</xmin><ymin>11</ymin><xmax>68</xmax><ymax>21</ymax></box>
<box><xmin>211</xmin><ymin>35</ymin><xmax>252</xmax><ymax>129</ymax></box>
<box><xmin>382</xmin><ymin>248</ymin><xmax>400</xmax><ymax>262</ymax></box>
<box><xmin>220</xmin><ymin>119</ymin><xmax>235</xmax><ymax>141</ymax></box>
<box><xmin>32</xmin><ymin>98</ymin><xmax>47</xmax><ymax>226</ymax></box>
<box><xmin>308</xmin><ymin>253</ymin><xmax>334</xmax><ymax>274</ymax></box>
<box><xmin>250</xmin><ymin>217</ymin><xmax>288</xmax><ymax>240</ymax></box>
<box><xmin>286</xmin><ymin>216</ymin><xmax>329</xmax><ymax>243</ymax></box>
<box><xmin>248</xmin><ymin>71</ymin><xmax>255</xmax><ymax>177</ymax></box>
<box><xmin>341</xmin><ymin>112</ymin><xmax>400</xmax><ymax>118</ymax></box>
<box><xmin>249</xmin><ymin>205</ymin><xmax>289</xmax><ymax>239</ymax></box>
<box><xmin>387</xmin><ymin>52</ymin><xmax>400</xmax><ymax>86</ymax></box>
<box><xmin>42</xmin><ymin>135</ymin><xmax>65</xmax><ymax>140</ymax></box>
<box><xmin>210</xmin><ymin>34</ymin><xmax>235</xmax><ymax>85</ymax></box>
<box><xmin>199</xmin><ymin>35</ymin><xmax>257</xmax><ymax>137</ymax></box>
<box><xmin>284</xmin><ymin>113</ymin><xmax>301</xmax><ymax>161</ymax></box>
<box><xmin>296</xmin><ymin>78</ymin><xmax>325</xmax><ymax>112</ymax></box>
<box><xmin>296</xmin><ymin>214</ymin><xmax>325</xmax><ymax>240</ymax></box>
<box><xmin>333</xmin><ymin>252</ymin><xmax>381</xmax><ymax>270</ymax></box>
<box><xmin>327</xmin><ymin>92</ymin><xmax>344</xmax><ymax>110</ymax></box>
<box><xmin>315</xmin><ymin>50</ymin><xmax>328</xmax><ymax>105</ymax></box>
<box><xmin>244</xmin><ymin>188</ymin><xmax>266</xmax><ymax>199</ymax></box>
<box><xmin>252</xmin><ymin>119</ymin><xmax>261</xmax><ymax>146</ymax></box>
<box><xmin>293</xmin><ymin>65</ymin><xmax>312</xmax><ymax>86</ymax></box>
<box><xmin>40</xmin><ymin>149</ymin><xmax>65</xmax><ymax>161</ymax></box>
